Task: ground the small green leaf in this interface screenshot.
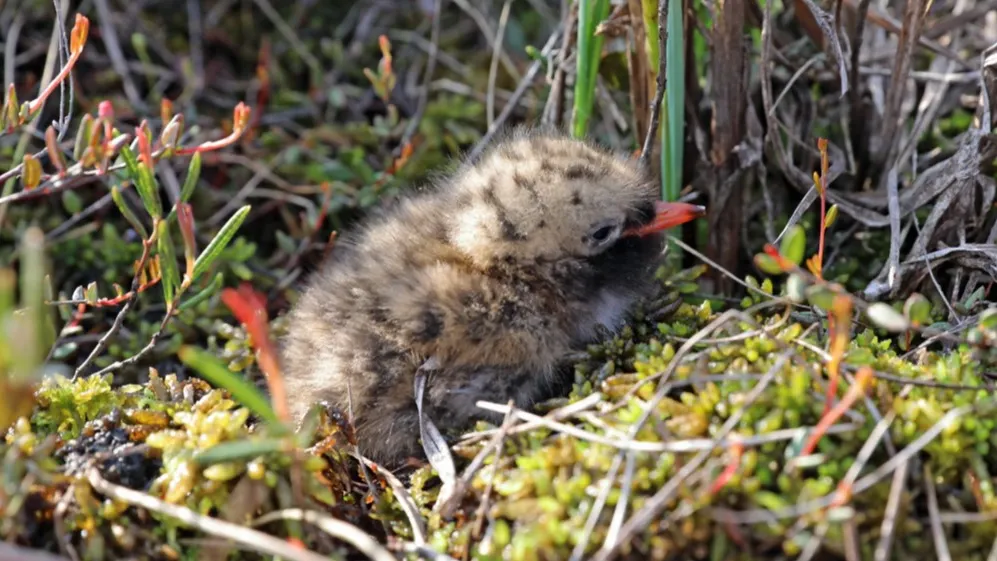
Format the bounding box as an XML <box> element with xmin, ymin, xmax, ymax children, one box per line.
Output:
<box><xmin>61</xmin><ymin>190</ymin><xmax>83</xmax><ymax>214</ymax></box>
<box><xmin>21</xmin><ymin>154</ymin><xmax>42</xmax><ymax>190</ymax></box>
<box><xmin>135</xmin><ymin>162</ymin><xmax>162</xmax><ymax>219</ymax></box>
<box><xmin>84</xmin><ymin>282</ymin><xmax>99</xmax><ymax>305</ymax></box>
<box><xmin>866</xmin><ymin>302</ymin><xmax>910</xmax><ymax>332</ymax></box>
<box><xmin>752</xmin><ymin>490</ymin><xmax>792</xmax><ymax>512</ymax></box>
<box><xmin>824</xmin><ymin>204</ymin><xmax>839</xmax><ymax>228</ymax></box>
<box><xmin>779</xmin><ymin>225</ymin><xmax>806</xmax><ymax>266</ymax></box>
<box><xmin>192</xmin><ymin>205</ymin><xmax>251</xmax><ymax>281</ymax></box>
<box><xmin>979</xmin><ymin>308</ymin><xmax>997</xmax><ymax>332</ymax></box>
<box><xmin>4</xmin><ymin>85</ymin><xmax>19</xmax><ymax>128</ymax></box>
<box><xmin>178</xmin><ymin>345</ymin><xmax>280</xmax><ymax>425</ymax></box>
<box><xmin>963</xmin><ymin>286</ymin><xmax>986</xmax><ymax>310</ymax></box>
<box><xmin>195</xmin><ymin>437</ymin><xmax>287</xmax><ymax>466</ymax></box>
<box><xmin>156</xmin><ymin>220</ymin><xmax>181</xmax><ymax>307</ymax></box>
<box><xmin>903</xmin><ymin>293</ymin><xmax>932</xmax><ymax>326</ymax></box>
<box><xmin>275</xmin><ymin>230</ymin><xmax>297</xmax><ymax>255</ymax></box>
<box><xmin>110</xmin><ymin>185</ymin><xmax>149</xmax><ymax>239</ymax></box>
<box><xmin>805</xmin><ymin>285</ymin><xmax>836</xmax><ymax>311</ymax></box>
<box><xmin>178</xmin><ymin>272</ymin><xmax>224</xmax><ymax>311</ymax></box>
<box><xmin>754</xmin><ymin>253</ymin><xmax>783</xmax><ymax>276</ymax></box>
<box><xmin>180</xmin><ymin>152</ymin><xmax>201</xmax><ymax>203</ymax></box>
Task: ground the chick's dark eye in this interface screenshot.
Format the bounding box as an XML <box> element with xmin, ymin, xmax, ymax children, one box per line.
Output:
<box><xmin>592</xmin><ymin>225</ymin><xmax>614</xmax><ymax>242</ymax></box>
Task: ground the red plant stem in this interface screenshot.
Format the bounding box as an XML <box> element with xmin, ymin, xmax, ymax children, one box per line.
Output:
<box><xmin>25</xmin><ymin>51</ymin><xmax>83</xmax><ymax>116</ymax></box>
<box><xmin>831</xmin><ymin>482</ymin><xmax>852</xmax><ymax>508</ymax></box>
<box><xmin>709</xmin><ymin>440</ymin><xmax>745</xmax><ymax>495</ymax></box>
<box><xmin>816</xmin><ymin>137</ymin><xmax>829</xmax><ymax>280</ymax></box>
<box><xmin>802</xmin><ymin>367</ymin><xmax>873</xmax><ymax>456</ymax></box>
<box><xmin>822</xmin><ymin>295</ymin><xmax>852</xmax><ymax>416</ymax></box>
<box><xmin>817</xmin><ymin>187</ymin><xmax>826</xmax><ymax>280</ymax></box>
<box><xmin>175</xmin><ymin>103</ymin><xmax>250</xmax><ymax>155</ymax></box>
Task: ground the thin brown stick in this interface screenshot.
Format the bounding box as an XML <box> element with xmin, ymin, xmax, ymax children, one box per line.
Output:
<box><xmin>86</xmin><ymin>467</ymin><xmax>330</xmax><ymax>561</ymax></box>
<box><xmin>468</xmin><ymin>24</ymin><xmax>563</xmax><ymax>160</ymax></box>
<box><xmin>399</xmin><ymin>0</ymin><xmax>445</xmax><ymax>153</ymax></box>
<box><xmin>637</xmin><ymin>0</ymin><xmax>667</xmax><ymax>169</ymax></box>
<box><xmin>251</xmin><ymin>509</ymin><xmax>396</xmax><ymax>561</ymax></box>
<box><xmin>873</xmin><ymin>459</ymin><xmax>910</xmax><ymax>561</ymax></box>
<box><xmin>925</xmin><ymin>464</ymin><xmax>953</xmax><ymax>561</ymax></box>
<box><xmin>72</xmin><ymin>238</ymin><xmax>154</xmax><ymax>378</ymax></box>
<box><xmin>486</xmin><ymin>0</ymin><xmax>514</xmax><ymax>127</ymax></box>
<box><xmin>541</xmin><ymin>0</ymin><xmax>574</xmax><ymax>128</ymax></box>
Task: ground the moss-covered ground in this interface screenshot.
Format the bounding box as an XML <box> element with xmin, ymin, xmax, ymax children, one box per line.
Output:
<box><xmin>4</xmin><ymin>1</ymin><xmax>997</xmax><ymax>560</ymax></box>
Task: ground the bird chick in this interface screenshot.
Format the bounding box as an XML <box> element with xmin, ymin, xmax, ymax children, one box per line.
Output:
<box><xmin>280</xmin><ymin>128</ymin><xmax>704</xmax><ymax>466</ymax></box>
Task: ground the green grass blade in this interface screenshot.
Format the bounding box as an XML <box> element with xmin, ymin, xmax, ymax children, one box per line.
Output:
<box><xmin>111</xmin><ymin>184</ymin><xmax>149</xmax><ymax>239</ymax></box>
<box><xmin>662</xmin><ymin>0</ymin><xmax>685</xmax><ymax>203</ymax></box>
<box><xmin>571</xmin><ymin>0</ymin><xmax>610</xmax><ymax>138</ymax></box>
<box><xmin>178</xmin><ymin>345</ymin><xmax>280</xmax><ymax>425</ymax></box>
<box><xmin>191</xmin><ymin>205</ymin><xmax>251</xmax><ymax>282</ymax></box>
<box><xmin>14</xmin><ymin>227</ymin><xmax>48</xmax><ymax>379</ymax></box>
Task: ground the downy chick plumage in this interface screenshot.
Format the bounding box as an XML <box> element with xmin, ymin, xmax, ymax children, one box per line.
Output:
<box><xmin>280</xmin><ymin>128</ymin><xmax>704</xmax><ymax>466</ymax></box>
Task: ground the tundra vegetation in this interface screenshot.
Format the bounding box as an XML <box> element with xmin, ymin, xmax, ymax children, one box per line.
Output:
<box><xmin>2</xmin><ymin>0</ymin><xmax>997</xmax><ymax>560</ymax></box>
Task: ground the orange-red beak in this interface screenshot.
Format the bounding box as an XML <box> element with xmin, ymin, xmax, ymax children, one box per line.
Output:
<box><xmin>624</xmin><ymin>201</ymin><xmax>706</xmax><ymax>237</ymax></box>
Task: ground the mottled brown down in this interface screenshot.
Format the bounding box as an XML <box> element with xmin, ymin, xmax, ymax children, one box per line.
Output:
<box><xmin>280</xmin><ymin>128</ymin><xmax>672</xmax><ymax>467</ymax></box>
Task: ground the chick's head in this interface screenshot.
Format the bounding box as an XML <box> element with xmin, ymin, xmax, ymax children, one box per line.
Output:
<box><xmin>447</xmin><ymin>130</ymin><xmax>704</xmax><ymax>269</ymax></box>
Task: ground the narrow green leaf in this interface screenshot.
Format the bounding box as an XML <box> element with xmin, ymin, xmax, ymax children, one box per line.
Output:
<box><xmin>135</xmin><ymin>162</ymin><xmax>162</xmax><ymax>219</ymax></box>
<box><xmin>178</xmin><ymin>345</ymin><xmax>279</xmax><ymax>425</ymax></box>
<box><xmin>571</xmin><ymin>0</ymin><xmax>610</xmax><ymax>137</ymax></box>
<box><xmin>118</xmin><ymin>144</ymin><xmax>141</xmax><ymax>182</ymax></box>
<box><xmin>178</xmin><ymin>272</ymin><xmax>224</xmax><ymax>311</ymax></box>
<box><xmin>963</xmin><ymin>286</ymin><xmax>986</xmax><ymax>310</ymax></box>
<box><xmin>156</xmin><ymin>220</ymin><xmax>181</xmax><ymax>308</ymax></box>
<box><xmin>192</xmin><ymin>205</ymin><xmax>251</xmax><ymax>281</ymax></box>
<box><xmin>194</xmin><ymin>437</ymin><xmax>287</xmax><ymax>466</ymax></box>
<box><xmin>180</xmin><ymin>152</ymin><xmax>201</xmax><ymax>203</ymax></box>
<box><xmin>13</xmin><ymin>227</ymin><xmax>48</xmax><ymax>379</ymax></box>
<box><xmin>110</xmin><ymin>185</ymin><xmax>149</xmax><ymax>239</ymax></box>
<box><xmin>780</xmin><ymin>225</ymin><xmax>807</xmax><ymax>266</ymax></box>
